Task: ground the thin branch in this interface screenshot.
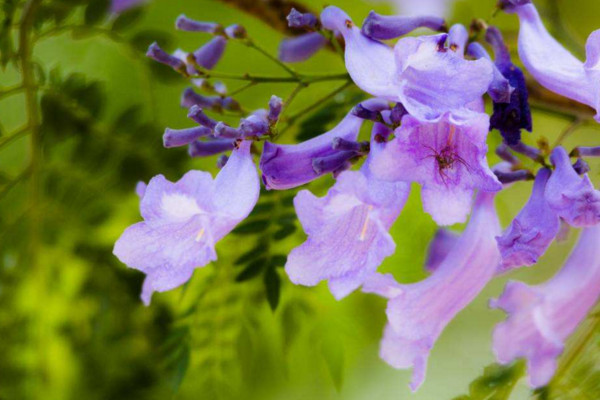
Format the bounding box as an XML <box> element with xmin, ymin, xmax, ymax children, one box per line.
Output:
<box><xmin>0</xmin><ymin>125</ymin><xmax>31</xmax><ymax>151</ymax></box>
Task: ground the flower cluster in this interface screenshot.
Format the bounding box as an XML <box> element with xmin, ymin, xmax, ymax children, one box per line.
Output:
<box><xmin>113</xmin><ymin>0</ymin><xmax>600</xmax><ymax>391</ymax></box>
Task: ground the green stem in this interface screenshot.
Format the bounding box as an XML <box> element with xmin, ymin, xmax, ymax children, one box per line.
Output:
<box><xmin>244</xmin><ymin>39</ymin><xmax>299</xmax><ymax>77</ymax></box>
<box><xmin>0</xmin><ymin>85</ymin><xmax>27</xmax><ymax>100</ymax></box>
<box><xmin>0</xmin><ymin>125</ymin><xmax>31</xmax><ymax>151</ymax></box>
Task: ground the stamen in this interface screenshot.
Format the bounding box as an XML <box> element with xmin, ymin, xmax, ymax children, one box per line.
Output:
<box><xmin>195</xmin><ymin>228</ymin><xmax>205</xmax><ymax>242</ymax></box>
<box><xmin>359</xmin><ymin>206</ymin><xmax>373</xmax><ymax>241</ymax></box>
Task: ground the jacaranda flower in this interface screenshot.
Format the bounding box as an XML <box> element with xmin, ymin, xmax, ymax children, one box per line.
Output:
<box><xmin>545</xmin><ymin>146</ymin><xmax>600</xmax><ymax>227</ymax></box>
<box><xmin>363</xmin><ymin>191</ymin><xmax>501</xmax><ymax>391</ymax></box>
<box><xmin>496</xmin><ymin>168</ymin><xmax>560</xmax><ymax>270</ymax></box>
<box><xmin>371</xmin><ymin>112</ymin><xmax>501</xmax><ymax>225</ymax></box>
<box><xmin>260</xmin><ymin>99</ymin><xmax>387</xmax><ymax>190</ymax></box>
<box><xmin>321</xmin><ymin>6</ymin><xmax>493</xmax><ymax>121</ymax></box>
<box><xmin>113</xmin><ymin>141</ymin><xmax>259</xmax><ymax>304</ymax></box>
<box><xmin>485</xmin><ymin>26</ymin><xmax>532</xmax><ymax>145</ymax></box>
<box><xmin>503</xmin><ymin>0</ymin><xmax>600</xmax><ymax>122</ymax></box>
<box><xmin>492</xmin><ymin>224</ymin><xmax>600</xmax><ymax>388</ymax></box>
<box><xmin>285</xmin><ymin>124</ymin><xmax>410</xmax><ymax>299</ymax></box>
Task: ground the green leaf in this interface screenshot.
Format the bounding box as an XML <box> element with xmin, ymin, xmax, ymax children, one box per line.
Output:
<box><xmin>453</xmin><ymin>361</ymin><xmax>525</xmax><ymax>400</ymax></box>
<box><xmin>321</xmin><ymin>332</ymin><xmax>345</xmax><ymax>392</ymax></box>
<box><xmin>263</xmin><ymin>267</ymin><xmax>280</xmax><ymax>311</ymax></box>
<box><xmin>270</xmin><ymin>254</ymin><xmax>287</xmax><ymax>268</ymax></box>
<box><xmin>84</xmin><ymin>0</ymin><xmax>109</xmax><ymax>25</ymax></box>
<box><xmin>234</xmin><ymin>245</ymin><xmax>264</xmax><ymax>266</ymax></box>
<box><xmin>130</xmin><ymin>30</ymin><xmax>172</xmax><ymax>53</ymax></box>
<box><xmin>235</xmin><ymin>258</ymin><xmax>266</xmax><ymax>282</ymax></box>
<box><xmin>273</xmin><ymin>224</ymin><xmax>296</xmax><ymax>241</ymax></box>
<box><xmin>232</xmin><ymin>219</ymin><xmax>270</xmax><ymax>235</ymax></box>
<box><xmin>111</xmin><ymin>7</ymin><xmax>144</xmax><ymax>32</ymax></box>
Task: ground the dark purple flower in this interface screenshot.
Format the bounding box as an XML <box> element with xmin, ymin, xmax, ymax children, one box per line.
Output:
<box><xmin>484</xmin><ymin>26</ymin><xmax>532</xmax><ymax>145</ymax></box>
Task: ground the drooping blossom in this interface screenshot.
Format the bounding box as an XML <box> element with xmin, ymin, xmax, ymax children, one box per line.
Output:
<box><xmin>371</xmin><ymin>112</ymin><xmax>501</xmax><ymax>225</ymax></box>
<box><xmin>260</xmin><ymin>99</ymin><xmax>387</xmax><ymax>190</ymax></box>
<box><xmin>285</xmin><ymin>124</ymin><xmax>410</xmax><ymax>299</ymax></box>
<box><xmin>321</xmin><ymin>6</ymin><xmax>493</xmax><ymax>121</ymax></box>
<box><xmin>492</xmin><ymin>224</ymin><xmax>600</xmax><ymax>388</ymax></box>
<box><xmin>363</xmin><ymin>191</ymin><xmax>501</xmax><ymax>391</ymax></box>
<box><xmin>113</xmin><ymin>141</ymin><xmax>259</xmax><ymax>304</ymax></box>
<box><xmin>502</xmin><ymin>0</ymin><xmax>600</xmax><ymax>122</ymax></box>
<box><xmin>545</xmin><ymin>146</ymin><xmax>600</xmax><ymax>227</ymax></box>
<box><xmin>496</xmin><ymin>168</ymin><xmax>560</xmax><ymax>270</ymax></box>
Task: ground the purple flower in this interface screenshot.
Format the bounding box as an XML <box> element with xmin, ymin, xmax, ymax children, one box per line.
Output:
<box><xmin>363</xmin><ymin>191</ymin><xmax>501</xmax><ymax>391</ymax></box>
<box><xmin>175</xmin><ymin>15</ymin><xmax>222</xmax><ymax>34</ymax></box>
<box><xmin>491</xmin><ymin>224</ymin><xmax>600</xmax><ymax>388</ymax></box>
<box><xmin>286</xmin><ymin>8</ymin><xmax>318</xmax><ymax>29</ymax></box>
<box><xmin>260</xmin><ymin>100</ymin><xmax>387</xmax><ymax>190</ymax></box>
<box><xmin>484</xmin><ymin>27</ymin><xmax>532</xmax><ymax>145</ymax></box>
<box><xmin>320</xmin><ymin>6</ymin><xmax>493</xmax><ymax>121</ymax></box>
<box><xmin>285</xmin><ymin>126</ymin><xmax>410</xmax><ymax>299</ymax></box>
<box><xmin>361</xmin><ymin>11</ymin><xmax>446</xmax><ymax>40</ymax></box>
<box><xmin>425</xmin><ymin>228</ymin><xmax>458</xmax><ymax>272</ymax></box>
<box><xmin>504</xmin><ymin>1</ymin><xmax>600</xmax><ymax>122</ymax></box>
<box><xmin>147</xmin><ymin>42</ymin><xmax>186</xmax><ymax>73</ymax></box>
<box><xmin>135</xmin><ymin>181</ymin><xmax>147</xmax><ymax>198</ymax></box>
<box><xmin>113</xmin><ymin>141</ymin><xmax>259</xmax><ymax>304</ymax></box>
<box><xmin>111</xmin><ymin>0</ymin><xmax>146</xmax><ymax>14</ymax></box>
<box><xmin>545</xmin><ymin>147</ymin><xmax>600</xmax><ymax>227</ymax></box>
<box><xmin>496</xmin><ymin>168</ymin><xmax>560</xmax><ymax>270</ymax></box>
<box><xmin>163</xmin><ymin>126</ymin><xmax>211</xmax><ymax>148</ymax></box>
<box><xmin>192</xmin><ymin>37</ymin><xmax>227</xmax><ymax>70</ymax></box>
<box><xmin>371</xmin><ymin>112</ymin><xmax>501</xmax><ymax>225</ymax></box>
<box><xmin>188</xmin><ymin>139</ymin><xmax>235</xmax><ymax>157</ymax></box>
<box><xmin>278</xmin><ymin>32</ymin><xmax>328</xmax><ymax>63</ymax></box>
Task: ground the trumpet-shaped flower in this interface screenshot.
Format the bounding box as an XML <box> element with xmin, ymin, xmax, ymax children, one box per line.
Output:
<box><xmin>492</xmin><ymin>224</ymin><xmax>600</xmax><ymax>387</ymax></box>
<box><xmin>503</xmin><ymin>1</ymin><xmax>600</xmax><ymax>122</ymax></box>
<box><xmin>496</xmin><ymin>168</ymin><xmax>560</xmax><ymax>270</ymax></box>
<box><xmin>113</xmin><ymin>141</ymin><xmax>259</xmax><ymax>304</ymax></box>
<box><xmin>363</xmin><ymin>192</ymin><xmax>501</xmax><ymax>391</ymax></box>
<box><xmin>285</xmin><ymin>125</ymin><xmax>410</xmax><ymax>299</ymax></box>
<box><xmin>321</xmin><ymin>6</ymin><xmax>493</xmax><ymax>121</ymax></box>
<box><xmin>545</xmin><ymin>146</ymin><xmax>600</xmax><ymax>227</ymax></box>
<box><xmin>371</xmin><ymin>112</ymin><xmax>501</xmax><ymax>225</ymax></box>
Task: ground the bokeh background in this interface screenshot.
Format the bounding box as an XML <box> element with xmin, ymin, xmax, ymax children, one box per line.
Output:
<box><xmin>1</xmin><ymin>0</ymin><xmax>600</xmax><ymax>399</ymax></box>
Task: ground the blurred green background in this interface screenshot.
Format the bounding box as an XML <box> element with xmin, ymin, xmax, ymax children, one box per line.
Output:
<box><xmin>1</xmin><ymin>0</ymin><xmax>600</xmax><ymax>399</ymax></box>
